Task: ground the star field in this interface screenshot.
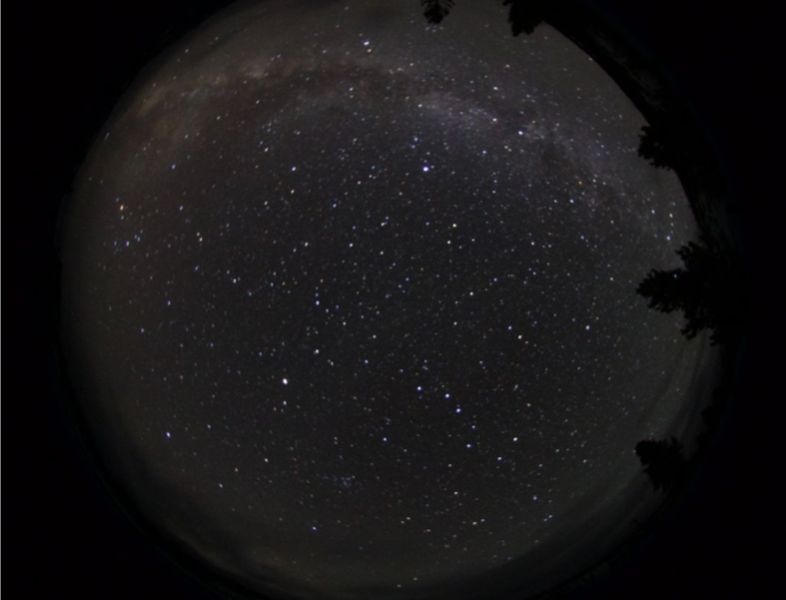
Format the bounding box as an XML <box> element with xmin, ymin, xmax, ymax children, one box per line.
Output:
<box><xmin>60</xmin><ymin>2</ymin><xmax>710</xmax><ymax>599</ymax></box>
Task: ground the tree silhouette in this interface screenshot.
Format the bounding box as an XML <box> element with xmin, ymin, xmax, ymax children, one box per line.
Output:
<box><xmin>504</xmin><ymin>0</ymin><xmax>548</xmax><ymax>36</ymax></box>
<box><xmin>421</xmin><ymin>0</ymin><xmax>455</xmax><ymax>24</ymax></box>
<box><xmin>638</xmin><ymin>123</ymin><xmax>676</xmax><ymax>169</ymax></box>
<box><xmin>421</xmin><ymin>1</ymin><xmax>556</xmax><ymax>36</ymax></box>
<box><xmin>635</xmin><ymin>437</ymin><xmax>687</xmax><ymax>492</ymax></box>
<box><xmin>636</xmin><ymin>239</ymin><xmax>743</xmax><ymax>346</ymax></box>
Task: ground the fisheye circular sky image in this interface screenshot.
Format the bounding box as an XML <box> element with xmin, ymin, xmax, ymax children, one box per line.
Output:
<box><xmin>59</xmin><ymin>1</ymin><xmax>720</xmax><ymax>599</ymax></box>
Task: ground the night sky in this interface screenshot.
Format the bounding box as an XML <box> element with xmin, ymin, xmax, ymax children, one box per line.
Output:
<box><xmin>59</xmin><ymin>1</ymin><xmax>717</xmax><ymax>599</ymax></box>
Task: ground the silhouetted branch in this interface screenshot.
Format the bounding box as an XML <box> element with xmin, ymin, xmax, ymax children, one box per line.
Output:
<box><xmin>421</xmin><ymin>1</ymin><xmax>556</xmax><ymax>36</ymax></box>
<box><xmin>421</xmin><ymin>0</ymin><xmax>455</xmax><ymax>24</ymax></box>
<box><xmin>504</xmin><ymin>0</ymin><xmax>547</xmax><ymax>36</ymax></box>
<box><xmin>636</xmin><ymin>239</ymin><xmax>744</xmax><ymax>346</ymax></box>
<box><xmin>638</xmin><ymin>123</ymin><xmax>675</xmax><ymax>169</ymax></box>
<box><xmin>635</xmin><ymin>437</ymin><xmax>687</xmax><ymax>492</ymax></box>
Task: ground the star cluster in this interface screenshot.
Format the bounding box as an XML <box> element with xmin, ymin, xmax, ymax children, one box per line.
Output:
<box><xmin>61</xmin><ymin>1</ymin><xmax>708</xmax><ymax>598</ymax></box>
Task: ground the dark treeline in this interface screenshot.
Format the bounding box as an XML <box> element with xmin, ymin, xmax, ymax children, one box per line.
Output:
<box><xmin>634</xmin><ymin>232</ymin><xmax>744</xmax><ymax>492</ymax></box>
<box><xmin>634</xmin><ymin>231</ymin><xmax>745</xmax><ymax>490</ymax></box>
<box><xmin>635</xmin><ymin>438</ymin><xmax>687</xmax><ymax>493</ymax></box>
<box><xmin>636</xmin><ymin>236</ymin><xmax>746</xmax><ymax>347</ymax></box>
<box><xmin>419</xmin><ymin>0</ymin><xmax>747</xmax><ymax>556</ymax></box>
<box><xmin>421</xmin><ymin>0</ymin><xmax>561</xmax><ymax>36</ymax></box>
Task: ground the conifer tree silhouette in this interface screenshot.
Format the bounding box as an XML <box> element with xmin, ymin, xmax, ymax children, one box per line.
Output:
<box><xmin>636</xmin><ymin>240</ymin><xmax>743</xmax><ymax>346</ymax></box>
<box><xmin>421</xmin><ymin>1</ymin><xmax>557</xmax><ymax>36</ymax></box>
<box><xmin>638</xmin><ymin>123</ymin><xmax>677</xmax><ymax>169</ymax></box>
<box><xmin>421</xmin><ymin>0</ymin><xmax>455</xmax><ymax>24</ymax></box>
<box><xmin>504</xmin><ymin>0</ymin><xmax>549</xmax><ymax>36</ymax></box>
<box><xmin>635</xmin><ymin>437</ymin><xmax>687</xmax><ymax>492</ymax></box>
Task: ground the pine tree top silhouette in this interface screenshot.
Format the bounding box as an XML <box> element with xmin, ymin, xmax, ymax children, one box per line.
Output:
<box><xmin>636</xmin><ymin>239</ymin><xmax>743</xmax><ymax>346</ymax></box>
<box><xmin>638</xmin><ymin>123</ymin><xmax>676</xmax><ymax>169</ymax></box>
<box><xmin>504</xmin><ymin>0</ymin><xmax>550</xmax><ymax>36</ymax></box>
<box><xmin>635</xmin><ymin>437</ymin><xmax>687</xmax><ymax>493</ymax></box>
<box><xmin>421</xmin><ymin>0</ymin><xmax>560</xmax><ymax>36</ymax></box>
<box><xmin>421</xmin><ymin>0</ymin><xmax>455</xmax><ymax>25</ymax></box>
